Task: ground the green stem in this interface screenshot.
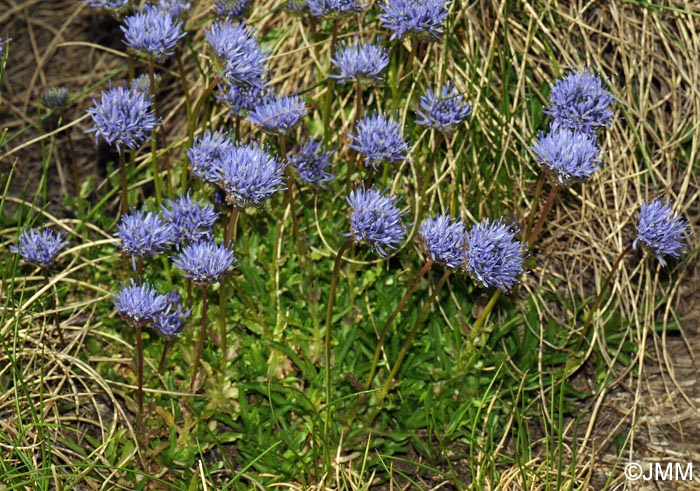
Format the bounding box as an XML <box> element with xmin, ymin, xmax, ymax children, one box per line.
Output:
<box><xmin>372</xmin><ymin>269</ymin><xmax>452</xmax><ymax>414</ymax></box>
<box><xmin>119</xmin><ymin>152</ymin><xmax>128</xmax><ymax>217</ymax></box>
<box><xmin>148</xmin><ymin>61</ymin><xmax>163</xmax><ymax>206</ymax></box>
<box><xmin>526</xmin><ymin>183</ymin><xmax>559</xmax><ymax>249</ymax></box>
<box><xmin>323</xmin><ymin>238</ymin><xmax>354</xmax><ymax>465</ymax></box>
<box><xmin>191</xmin><ymin>284</ymin><xmax>208</xmax><ymax>392</ymax></box>
<box><xmin>136</xmin><ymin>321</ymin><xmax>144</xmax><ymax>443</ymax></box>
<box><xmin>158</xmin><ymin>337</ymin><xmax>171</xmax><ymax>373</ymax></box>
<box><xmin>43</xmin><ymin>270</ymin><xmax>64</xmax><ymax>344</ymax></box>
<box><xmin>523</xmin><ymin>173</ymin><xmax>546</xmax><ymax>242</ymax></box>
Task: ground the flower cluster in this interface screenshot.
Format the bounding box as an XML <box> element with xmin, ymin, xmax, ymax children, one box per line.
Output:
<box><xmin>114</xmin><ymin>279</ymin><xmax>169</xmax><ymax>327</ymax></box>
<box><xmin>634</xmin><ymin>198</ymin><xmax>688</xmax><ymax>267</ymax></box>
<box><xmin>347</xmin><ymin>187</ymin><xmax>407</xmax><ymax>256</ymax></box>
<box><xmin>348</xmin><ymin>112</ymin><xmax>408</xmax><ymax>168</ymax></box>
<box><xmin>379</xmin><ymin>0</ymin><xmax>450</xmax><ymax>41</ymax></box>
<box><xmin>161</xmin><ymin>193</ymin><xmax>220</xmax><ymax>246</ymax></box>
<box><xmin>415</xmin><ymin>83</ymin><xmax>471</xmax><ymax>133</ymax></box>
<box><xmin>121</xmin><ymin>5</ymin><xmax>186</xmax><ymax>60</ymax></box>
<box><xmin>187</xmin><ymin>130</ymin><xmax>232</xmax><ymax>184</ymax></box>
<box><xmin>11</xmin><ymin>228</ymin><xmax>69</xmax><ymax>268</ymax></box>
<box><xmin>216</xmin><ymin>82</ymin><xmax>262</xmax><ymax>117</ymax></box>
<box><xmin>172</xmin><ymin>240</ymin><xmax>237</xmax><ymax>285</ymax></box>
<box><xmin>331</xmin><ymin>40</ymin><xmax>389</xmax><ymax>85</ymax></box>
<box><xmin>86</xmin><ymin>86</ymin><xmax>160</xmax><ymax>154</ymax></box>
<box><xmin>306</xmin><ymin>0</ymin><xmax>364</xmax><ymax>18</ymax></box>
<box><xmin>81</xmin><ymin>0</ymin><xmax>130</xmax><ymax>10</ymax></box>
<box><xmin>544</xmin><ymin>69</ymin><xmax>615</xmax><ymax>136</ymax></box>
<box><xmin>205</xmin><ymin>20</ymin><xmax>267</xmax><ymax>87</ymax></box>
<box><xmin>464</xmin><ymin>219</ymin><xmax>525</xmax><ymax>291</ymax></box>
<box><xmin>287</xmin><ymin>140</ymin><xmax>335</xmax><ymax>187</ymax></box>
<box><xmin>115</xmin><ymin>209</ymin><xmax>176</xmax><ymax>268</ymax></box>
<box><xmin>531</xmin><ymin>127</ymin><xmax>600</xmax><ymax>185</ymax></box>
<box><xmin>216</xmin><ymin>0</ymin><xmax>251</xmax><ymax>17</ymax></box>
<box><xmin>417</xmin><ymin>213</ymin><xmax>468</xmax><ymax>269</ymax></box>
<box><xmin>247</xmin><ymin>94</ymin><xmax>307</xmax><ymax>135</ymax></box>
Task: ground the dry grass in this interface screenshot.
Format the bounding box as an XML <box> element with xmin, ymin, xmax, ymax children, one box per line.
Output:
<box><xmin>1</xmin><ymin>0</ymin><xmax>699</xmax><ymax>489</ymax></box>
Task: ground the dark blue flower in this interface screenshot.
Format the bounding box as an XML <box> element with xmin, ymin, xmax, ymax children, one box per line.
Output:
<box><xmin>115</xmin><ymin>209</ymin><xmax>176</xmax><ymax>268</ymax></box>
<box><xmin>418</xmin><ymin>212</ymin><xmax>468</xmax><ymax>269</ymax></box>
<box><xmin>531</xmin><ymin>126</ymin><xmax>600</xmax><ymax>184</ymax></box>
<box><xmin>11</xmin><ymin>228</ymin><xmax>69</xmax><ymax>268</ymax></box>
<box><xmin>415</xmin><ymin>83</ymin><xmax>471</xmax><ymax>133</ymax></box>
<box><xmin>121</xmin><ymin>5</ymin><xmax>186</xmax><ymax>60</ymax></box>
<box><xmin>379</xmin><ymin>0</ymin><xmax>449</xmax><ymax>41</ymax></box>
<box><xmin>287</xmin><ymin>140</ymin><xmax>335</xmax><ymax>187</ymax></box>
<box><xmin>42</xmin><ymin>87</ymin><xmax>69</xmax><ymax>109</ymax></box>
<box><xmin>114</xmin><ymin>279</ymin><xmax>168</xmax><ymax>326</ymax></box>
<box><xmin>464</xmin><ymin>218</ymin><xmax>525</xmax><ymax>291</ymax></box>
<box><xmin>86</xmin><ymin>86</ymin><xmax>160</xmax><ymax>154</ymax></box>
<box><xmin>331</xmin><ymin>40</ymin><xmax>389</xmax><ymax>85</ymax></box>
<box><xmin>153</xmin><ymin>303</ymin><xmax>190</xmax><ymax>337</ymax></box>
<box><xmin>215</xmin><ymin>142</ymin><xmax>286</xmax><ymax>208</ymax></box>
<box><xmin>306</xmin><ymin>0</ymin><xmax>364</xmax><ymax>18</ymax></box>
<box><xmin>161</xmin><ymin>193</ymin><xmax>220</xmax><ymax>246</ymax></box>
<box><xmin>346</xmin><ymin>187</ymin><xmax>407</xmax><ymax>256</ymax></box>
<box><xmin>247</xmin><ymin>94</ymin><xmax>307</xmax><ymax>135</ymax></box>
<box><xmin>348</xmin><ymin>112</ymin><xmax>409</xmax><ymax>168</ymax></box>
<box><xmin>216</xmin><ymin>82</ymin><xmax>263</xmax><ymax>117</ymax></box>
<box><xmin>205</xmin><ymin>20</ymin><xmax>267</xmax><ymax>87</ymax></box>
<box><xmin>633</xmin><ymin>198</ymin><xmax>688</xmax><ymax>267</ymax></box>
<box><xmin>216</xmin><ymin>0</ymin><xmax>250</xmax><ymax>17</ymax></box>
<box><xmin>172</xmin><ymin>240</ymin><xmax>236</xmax><ymax>285</ymax></box>
<box><xmin>187</xmin><ymin>129</ymin><xmax>233</xmax><ymax>184</ymax></box>
<box><xmin>544</xmin><ymin>69</ymin><xmax>615</xmax><ymax>136</ymax></box>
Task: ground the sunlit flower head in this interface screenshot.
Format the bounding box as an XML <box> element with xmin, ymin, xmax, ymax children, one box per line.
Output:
<box><xmin>531</xmin><ymin>126</ymin><xmax>600</xmax><ymax>185</ymax></box>
<box><xmin>187</xmin><ymin>129</ymin><xmax>233</xmax><ymax>184</ymax></box>
<box><xmin>172</xmin><ymin>240</ymin><xmax>236</xmax><ymax>285</ymax></box>
<box><xmin>346</xmin><ymin>186</ymin><xmax>407</xmax><ymax>256</ymax></box>
<box><xmin>417</xmin><ymin>212</ymin><xmax>468</xmax><ymax>269</ymax></box>
<box><xmin>415</xmin><ymin>82</ymin><xmax>471</xmax><ymax>133</ymax></box>
<box><xmin>115</xmin><ymin>209</ymin><xmax>176</xmax><ymax>268</ymax></box>
<box><xmin>121</xmin><ymin>5</ymin><xmax>186</xmax><ymax>60</ymax></box>
<box><xmin>331</xmin><ymin>40</ymin><xmax>389</xmax><ymax>85</ymax></box>
<box><xmin>114</xmin><ymin>279</ymin><xmax>168</xmax><ymax>327</ymax></box>
<box><xmin>348</xmin><ymin>112</ymin><xmax>408</xmax><ymax>168</ymax></box>
<box><xmin>11</xmin><ymin>228</ymin><xmax>69</xmax><ymax>268</ymax></box>
<box><xmin>379</xmin><ymin>0</ymin><xmax>450</xmax><ymax>41</ymax></box>
<box><xmin>633</xmin><ymin>198</ymin><xmax>689</xmax><ymax>267</ymax></box>
<box><xmin>464</xmin><ymin>218</ymin><xmax>525</xmax><ymax>291</ymax></box>
<box><xmin>287</xmin><ymin>140</ymin><xmax>335</xmax><ymax>187</ymax></box>
<box><xmin>246</xmin><ymin>94</ymin><xmax>307</xmax><ymax>135</ymax></box>
<box><xmin>161</xmin><ymin>193</ymin><xmax>219</xmax><ymax>246</ymax></box>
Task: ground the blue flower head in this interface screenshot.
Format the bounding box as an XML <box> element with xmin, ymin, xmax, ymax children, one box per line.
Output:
<box><xmin>247</xmin><ymin>94</ymin><xmax>307</xmax><ymax>135</ymax></box>
<box><xmin>216</xmin><ymin>0</ymin><xmax>251</xmax><ymax>17</ymax></box>
<box><xmin>418</xmin><ymin>212</ymin><xmax>468</xmax><ymax>269</ymax></box>
<box><xmin>172</xmin><ymin>240</ymin><xmax>236</xmax><ymax>285</ymax></box>
<box><xmin>187</xmin><ymin>130</ymin><xmax>233</xmax><ymax>184</ymax></box>
<box><xmin>215</xmin><ymin>142</ymin><xmax>286</xmax><ymax>208</ymax></box>
<box><xmin>415</xmin><ymin>83</ymin><xmax>471</xmax><ymax>133</ymax></box>
<box><xmin>81</xmin><ymin>0</ymin><xmax>130</xmax><ymax>10</ymax></box>
<box><xmin>121</xmin><ymin>5</ymin><xmax>186</xmax><ymax>60</ymax></box>
<box><xmin>544</xmin><ymin>69</ymin><xmax>615</xmax><ymax>136</ymax></box>
<box><xmin>216</xmin><ymin>82</ymin><xmax>263</xmax><ymax>117</ymax></box>
<box><xmin>306</xmin><ymin>0</ymin><xmax>364</xmax><ymax>18</ymax></box>
<box><xmin>114</xmin><ymin>279</ymin><xmax>168</xmax><ymax>327</ymax></box>
<box><xmin>159</xmin><ymin>0</ymin><xmax>191</xmax><ymax>19</ymax></box>
<box><xmin>205</xmin><ymin>20</ymin><xmax>267</xmax><ymax>87</ymax></box>
<box><xmin>86</xmin><ymin>86</ymin><xmax>160</xmax><ymax>154</ymax></box>
<box><xmin>331</xmin><ymin>40</ymin><xmax>389</xmax><ymax>85</ymax></box>
<box><xmin>633</xmin><ymin>198</ymin><xmax>689</xmax><ymax>267</ymax></box>
<box><xmin>464</xmin><ymin>218</ymin><xmax>525</xmax><ymax>291</ymax></box>
<box><xmin>161</xmin><ymin>193</ymin><xmax>220</xmax><ymax>246</ymax></box>
<box><xmin>346</xmin><ymin>187</ymin><xmax>407</xmax><ymax>256</ymax></box>
<box><xmin>531</xmin><ymin>126</ymin><xmax>600</xmax><ymax>185</ymax></box>
<box><xmin>42</xmin><ymin>87</ymin><xmax>69</xmax><ymax>109</ymax></box>
<box><xmin>11</xmin><ymin>228</ymin><xmax>69</xmax><ymax>268</ymax></box>
<box><xmin>153</xmin><ymin>303</ymin><xmax>190</xmax><ymax>337</ymax></box>
<box><xmin>287</xmin><ymin>140</ymin><xmax>335</xmax><ymax>187</ymax></box>
<box><xmin>379</xmin><ymin>0</ymin><xmax>450</xmax><ymax>41</ymax></box>
<box><xmin>115</xmin><ymin>209</ymin><xmax>176</xmax><ymax>268</ymax></box>
<box><xmin>348</xmin><ymin>112</ymin><xmax>409</xmax><ymax>168</ymax></box>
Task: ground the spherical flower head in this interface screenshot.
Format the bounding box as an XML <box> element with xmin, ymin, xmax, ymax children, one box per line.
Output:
<box><xmin>205</xmin><ymin>20</ymin><xmax>267</xmax><ymax>87</ymax></box>
<box><xmin>287</xmin><ymin>140</ymin><xmax>335</xmax><ymax>187</ymax></box>
<box><xmin>418</xmin><ymin>212</ymin><xmax>468</xmax><ymax>269</ymax></box>
<box><xmin>379</xmin><ymin>0</ymin><xmax>450</xmax><ymax>41</ymax></box>
<box><xmin>306</xmin><ymin>0</ymin><xmax>365</xmax><ymax>18</ymax></box>
<box><xmin>114</xmin><ymin>279</ymin><xmax>168</xmax><ymax>327</ymax></box>
<box><xmin>215</xmin><ymin>142</ymin><xmax>286</xmax><ymax>208</ymax></box>
<box><xmin>348</xmin><ymin>112</ymin><xmax>409</xmax><ymax>168</ymax></box>
<box><xmin>331</xmin><ymin>40</ymin><xmax>389</xmax><ymax>85</ymax></box>
<box><xmin>121</xmin><ymin>5</ymin><xmax>186</xmax><ymax>60</ymax></box>
<box><xmin>81</xmin><ymin>0</ymin><xmax>130</xmax><ymax>10</ymax></box>
<box><xmin>246</xmin><ymin>94</ymin><xmax>307</xmax><ymax>135</ymax></box>
<box><xmin>42</xmin><ymin>87</ymin><xmax>69</xmax><ymax>109</ymax></box>
<box><xmin>216</xmin><ymin>81</ymin><xmax>262</xmax><ymax>117</ymax></box>
<box><xmin>415</xmin><ymin>83</ymin><xmax>471</xmax><ymax>133</ymax></box>
<box><xmin>85</xmin><ymin>86</ymin><xmax>160</xmax><ymax>154</ymax></box>
<box><xmin>172</xmin><ymin>240</ymin><xmax>236</xmax><ymax>285</ymax></box>
<box><xmin>11</xmin><ymin>228</ymin><xmax>68</xmax><ymax>268</ymax></box>
<box><xmin>216</xmin><ymin>0</ymin><xmax>251</xmax><ymax>17</ymax></box>
<box><xmin>531</xmin><ymin>126</ymin><xmax>600</xmax><ymax>185</ymax></box>
<box><xmin>544</xmin><ymin>69</ymin><xmax>615</xmax><ymax>136</ymax></box>
<box><xmin>153</xmin><ymin>303</ymin><xmax>190</xmax><ymax>337</ymax></box>
<box><xmin>633</xmin><ymin>198</ymin><xmax>688</xmax><ymax>267</ymax></box>
<box><xmin>464</xmin><ymin>218</ymin><xmax>525</xmax><ymax>291</ymax></box>
<box><xmin>161</xmin><ymin>193</ymin><xmax>219</xmax><ymax>246</ymax></box>
<box><xmin>115</xmin><ymin>209</ymin><xmax>176</xmax><ymax>268</ymax></box>
<box><xmin>187</xmin><ymin>129</ymin><xmax>233</xmax><ymax>184</ymax></box>
<box><xmin>346</xmin><ymin>187</ymin><xmax>407</xmax><ymax>256</ymax></box>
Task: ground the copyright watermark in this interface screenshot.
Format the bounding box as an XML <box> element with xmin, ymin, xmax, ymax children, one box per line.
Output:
<box><xmin>624</xmin><ymin>462</ymin><xmax>694</xmax><ymax>481</ymax></box>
